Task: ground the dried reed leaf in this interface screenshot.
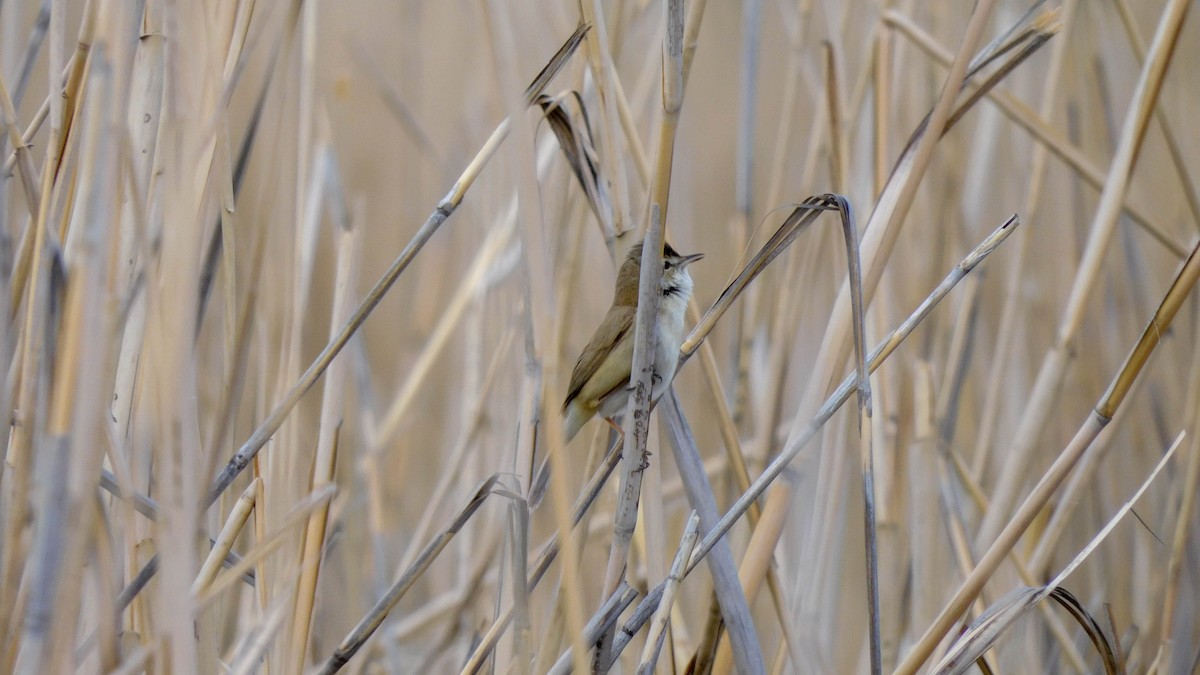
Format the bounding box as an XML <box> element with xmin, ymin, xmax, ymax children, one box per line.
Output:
<box><xmin>535</xmin><ymin>92</ymin><xmax>612</xmax><ymax>229</ymax></box>
<box><xmin>932</xmin><ymin>586</ymin><xmax>1119</xmax><ymax>675</ymax></box>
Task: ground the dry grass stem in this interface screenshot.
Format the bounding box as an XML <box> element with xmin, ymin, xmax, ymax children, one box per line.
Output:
<box><xmin>2</xmin><ymin>3</ymin><xmax>1196</xmax><ymax>672</ymax></box>
<box><xmin>636</xmin><ymin>510</ymin><xmax>699</xmax><ymax>674</ymax></box>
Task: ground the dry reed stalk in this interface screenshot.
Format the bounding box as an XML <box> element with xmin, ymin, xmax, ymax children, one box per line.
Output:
<box><xmin>590</xmin><ymin>7</ymin><xmax>676</xmax><ymax>607</ymax></box>
<box><xmin>0</xmin><ymin>74</ymin><xmax>40</xmax><ymax>214</ymax></box>
<box><xmin>203</xmin><ymin>21</ymin><xmax>588</xmax><ymax>508</ymax></box>
<box><xmin>288</xmin><ymin>211</ymin><xmax>360</xmax><ymax>671</ymax></box>
<box><xmin>594</xmin><ymin>205</ymin><xmax>665</xmax><ymax>669</ymax></box>
<box><xmin>636</xmin><ymin>510</ymin><xmax>699</xmax><ymax>674</ymax></box>
<box><xmin>368</xmin><ymin>173</ymin><xmax>520</xmax><ymax>450</ymax></box>
<box><xmin>968</xmin><ymin>0</ymin><xmax>1078</xmax><ymax>482</ymax></box>
<box><xmin>602</xmin><ymin>211</ymin><xmax>1017</xmax><ymax>674</ymax></box>
<box><xmin>195</xmin><ymin>484</ymin><xmax>336</xmax><ymax>609</ymax></box>
<box><xmin>1110</xmin><ymin>0</ymin><xmax>1200</xmax><ymax>229</ymax></box>
<box><xmin>1152</xmin><ymin>427</ymin><xmax>1200</xmax><ymax>671</ymax></box>
<box><xmin>659</xmin><ymin>377</ymin><xmax>760</xmax><ymax>675</ymax></box>
<box><xmin>707</xmin><ymin>465</ymin><xmax>797</xmax><ymax>675</ymax></box>
<box><xmin>192</xmin><ymin>478</ymin><xmax>259</xmax><ymax>595</ymax></box>
<box><xmin>916</xmin><ymin>358</ymin><xmax>1093</xmax><ymax>672</ymax></box>
<box><xmin>898</xmin><ymin>223</ymin><xmax>1200</xmax><ymax>673</ymax></box>
<box><xmin>21</xmin><ymin>50</ymin><xmax>118</xmax><ymax>675</ymax></box>
<box><xmin>1</xmin><ymin>0</ymin><xmax>71</xmax><ymax>661</ymax></box>
<box><xmin>973</xmin><ymin>0</ymin><xmax>1190</xmax><ymax>556</ymax></box>
<box><xmin>686</xmin><ymin>214</ymin><xmax>1019</xmax><ymax>579</ymax></box>
<box><xmin>936</xmin><ymin>431</ymin><xmax>1183</xmax><ymax>675</ymax></box>
<box><xmin>458</xmin><ymin>445</ymin><xmax>623</xmax><ymax>673</ymax></box>
<box><xmin>2</xmin><ymin>1</ymin><xmax>1199</xmax><ymax>671</ymax></box>
<box><xmin>883</xmin><ymin>8</ymin><xmax>1185</xmax><ymax>259</ymax></box>
<box><xmin>631</xmin><ymin>411</ymin><xmax>669</xmax><ymax>667</ymax></box>
<box><xmin>593</xmin><ymin>3</ymin><xmax>744</xmax><ymax>672</ymax></box>
<box><xmin>822</xmin><ymin>42</ymin><xmax>848</xmax><ymax>193</ymax></box>
<box><xmin>547</xmin><ymin>582</ymin><xmax>640</xmax><ymax>675</ymax></box>
<box><xmin>691</xmin><ymin>302</ymin><xmax>805</xmax><ymax>672</ymax></box>
<box><xmin>508</xmin><ymin>500</ymin><xmax>533</xmax><ymax>675</ymax></box>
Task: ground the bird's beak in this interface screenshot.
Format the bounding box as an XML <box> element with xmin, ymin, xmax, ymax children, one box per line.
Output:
<box><xmin>678</xmin><ymin>252</ymin><xmax>704</xmax><ymax>267</ymax></box>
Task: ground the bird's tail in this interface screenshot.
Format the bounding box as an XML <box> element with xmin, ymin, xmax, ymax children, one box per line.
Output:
<box><xmin>562</xmin><ymin>403</ymin><xmax>588</xmax><ymax>443</ymax></box>
<box><xmin>530</xmin><ymin>404</ymin><xmax>586</xmax><ymax>508</ymax></box>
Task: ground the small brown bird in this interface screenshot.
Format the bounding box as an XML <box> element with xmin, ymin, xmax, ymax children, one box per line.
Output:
<box><xmin>562</xmin><ymin>240</ymin><xmax>703</xmax><ymax>441</ymax></box>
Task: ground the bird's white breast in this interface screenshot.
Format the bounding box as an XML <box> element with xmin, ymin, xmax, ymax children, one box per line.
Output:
<box><xmin>652</xmin><ymin>270</ymin><xmax>692</xmax><ymax>399</ymax></box>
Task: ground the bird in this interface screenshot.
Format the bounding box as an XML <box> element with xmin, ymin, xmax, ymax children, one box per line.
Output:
<box><xmin>562</xmin><ymin>239</ymin><xmax>703</xmax><ymax>442</ymax></box>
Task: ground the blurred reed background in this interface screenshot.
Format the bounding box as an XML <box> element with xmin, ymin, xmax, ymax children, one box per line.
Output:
<box><xmin>0</xmin><ymin>0</ymin><xmax>1197</xmax><ymax>673</ymax></box>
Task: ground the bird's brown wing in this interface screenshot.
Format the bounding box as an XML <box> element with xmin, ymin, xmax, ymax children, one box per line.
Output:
<box><xmin>564</xmin><ymin>305</ymin><xmax>636</xmax><ymax>409</ymax></box>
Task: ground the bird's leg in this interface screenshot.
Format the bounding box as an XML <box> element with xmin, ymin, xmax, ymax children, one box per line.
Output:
<box><xmin>605</xmin><ymin>417</ymin><xmax>653</xmax><ymax>471</ymax></box>
<box><xmin>603</xmin><ymin>417</ymin><xmax>624</xmax><ymax>436</ymax></box>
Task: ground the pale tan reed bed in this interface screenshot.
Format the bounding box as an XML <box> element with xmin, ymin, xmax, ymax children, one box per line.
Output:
<box><xmin>0</xmin><ymin>1</ymin><xmax>1197</xmax><ymax>674</ymax></box>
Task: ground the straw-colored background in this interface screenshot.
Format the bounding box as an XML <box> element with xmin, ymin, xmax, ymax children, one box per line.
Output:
<box><xmin>0</xmin><ymin>0</ymin><xmax>1197</xmax><ymax>673</ymax></box>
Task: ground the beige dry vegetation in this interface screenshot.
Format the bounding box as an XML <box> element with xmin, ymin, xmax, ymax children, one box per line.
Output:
<box><xmin>0</xmin><ymin>0</ymin><xmax>1197</xmax><ymax>673</ymax></box>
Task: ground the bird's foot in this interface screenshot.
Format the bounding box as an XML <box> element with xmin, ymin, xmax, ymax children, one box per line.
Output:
<box><xmin>637</xmin><ymin>453</ymin><xmax>652</xmax><ymax>472</ymax></box>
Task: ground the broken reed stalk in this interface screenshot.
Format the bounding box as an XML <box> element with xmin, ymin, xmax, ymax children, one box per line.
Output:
<box><xmin>833</xmin><ymin>197</ymin><xmax>880</xmax><ymax>675</ymax></box>
<box><xmin>699</xmin><ymin>195</ymin><xmax>877</xmax><ymax>674</ymax></box>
